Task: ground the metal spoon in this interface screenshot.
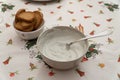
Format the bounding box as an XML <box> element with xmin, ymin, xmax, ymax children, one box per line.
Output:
<box><xmin>66</xmin><ymin>29</ymin><xmax>113</xmax><ymax>50</ymax></box>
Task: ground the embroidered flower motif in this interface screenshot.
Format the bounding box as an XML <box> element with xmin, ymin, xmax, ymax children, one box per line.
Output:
<box><xmin>93</xmin><ymin>22</ymin><xmax>100</xmax><ymax>27</ymax></box>
<box><xmin>7</xmin><ymin>39</ymin><xmax>13</xmax><ymax>45</ymax></box>
<box><xmin>27</xmin><ymin>77</ymin><xmax>34</xmax><ymax>80</ymax></box>
<box><xmin>5</xmin><ymin>23</ymin><xmax>10</xmax><ymax>28</ymax></box>
<box><xmin>117</xmin><ymin>74</ymin><xmax>120</xmax><ymax>79</ymax></box>
<box><xmin>48</xmin><ymin>71</ymin><xmax>55</xmax><ymax>76</ymax></box>
<box><xmin>107</xmin><ymin>37</ymin><xmax>113</xmax><ymax>44</ymax></box>
<box><xmin>25</xmin><ymin>1</ymin><xmax>31</xmax><ymax>5</ymax></box>
<box><xmin>76</xmin><ymin>69</ymin><xmax>85</xmax><ymax>77</ymax></box>
<box><xmin>99</xmin><ymin>10</ymin><xmax>104</xmax><ymax>14</ymax></box>
<box><xmin>106</xmin><ymin>18</ymin><xmax>112</xmax><ymax>22</ymax></box>
<box><xmin>9</xmin><ymin>71</ymin><xmax>18</xmax><ymax>77</ymax></box>
<box><xmin>69</xmin><ymin>2</ymin><xmax>73</xmax><ymax>4</ymax></box>
<box><xmin>25</xmin><ymin>39</ymin><xmax>37</xmax><ymax>50</ymax></box>
<box><xmin>1</xmin><ymin>4</ymin><xmax>15</xmax><ymax>12</ymax></box>
<box><xmin>86</xmin><ymin>44</ymin><xmax>99</xmax><ymax>58</ymax></box>
<box><xmin>72</xmin><ymin>18</ymin><xmax>76</xmax><ymax>22</ymax></box>
<box><xmin>81</xmin><ymin>57</ymin><xmax>88</xmax><ymax>62</ymax></box>
<box><xmin>84</xmin><ymin>16</ymin><xmax>91</xmax><ymax>19</ymax></box>
<box><xmin>98</xmin><ymin>1</ymin><xmax>104</xmax><ymax>4</ymax></box>
<box><xmin>50</xmin><ymin>11</ymin><xmax>54</xmax><ymax>14</ymax></box>
<box><xmin>57</xmin><ymin>5</ymin><xmax>62</xmax><ymax>9</ymax></box>
<box><xmin>118</xmin><ymin>55</ymin><xmax>120</xmax><ymax>62</ymax></box>
<box><xmin>104</xmin><ymin>3</ymin><xmax>119</xmax><ymax>12</ymax></box>
<box><xmin>98</xmin><ymin>63</ymin><xmax>105</xmax><ymax>68</ymax></box>
<box><xmin>67</xmin><ymin>10</ymin><xmax>74</xmax><ymax>14</ymax></box>
<box><xmin>89</xmin><ymin>30</ymin><xmax>95</xmax><ymax>35</ymax></box>
<box><xmin>3</xmin><ymin>56</ymin><xmax>12</xmax><ymax>65</ymax></box>
<box><xmin>57</xmin><ymin>16</ymin><xmax>62</xmax><ymax>21</ymax></box>
<box><xmin>80</xmin><ymin>10</ymin><xmax>84</xmax><ymax>12</ymax></box>
<box><xmin>87</xmin><ymin>4</ymin><xmax>93</xmax><ymax>8</ymax></box>
<box><xmin>78</xmin><ymin>0</ymin><xmax>83</xmax><ymax>2</ymax></box>
<box><xmin>76</xmin><ymin>24</ymin><xmax>84</xmax><ymax>33</ymax></box>
<box><xmin>29</xmin><ymin>63</ymin><xmax>37</xmax><ymax>71</ymax></box>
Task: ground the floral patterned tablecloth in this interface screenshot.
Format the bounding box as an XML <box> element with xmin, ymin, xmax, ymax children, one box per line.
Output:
<box><xmin>0</xmin><ymin>0</ymin><xmax>120</xmax><ymax>80</ymax></box>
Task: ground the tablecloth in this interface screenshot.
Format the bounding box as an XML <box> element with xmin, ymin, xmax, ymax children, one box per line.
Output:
<box><xmin>0</xmin><ymin>0</ymin><xmax>120</xmax><ymax>80</ymax></box>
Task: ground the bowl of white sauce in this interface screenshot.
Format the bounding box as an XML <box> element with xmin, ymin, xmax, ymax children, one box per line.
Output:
<box><xmin>37</xmin><ymin>26</ymin><xmax>89</xmax><ymax>70</ymax></box>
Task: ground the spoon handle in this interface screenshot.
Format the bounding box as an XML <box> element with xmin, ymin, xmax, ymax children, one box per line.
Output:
<box><xmin>71</xmin><ymin>29</ymin><xmax>113</xmax><ymax>44</ymax></box>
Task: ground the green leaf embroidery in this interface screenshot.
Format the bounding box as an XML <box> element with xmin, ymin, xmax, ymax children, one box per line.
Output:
<box><xmin>7</xmin><ymin>5</ymin><xmax>14</xmax><ymax>9</ymax></box>
<box><xmin>89</xmin><ymin>44</ymin><xmax>96</xmax><ymax>49</ymax></box>
<box><xmin>85</xmin><ymin>44</ymin><xmax>99</xmax><ymax>58</ymax></box>
<box><xmin>1</xmin><ymin>4</ymin><xmax>7</xmax><ymax>6</ymax></box>
<box><xmin>1</xmin><ymin>3</ymin><xmax>15</xmax><ymax>12</ymax></box>
<box><xmin>25</xmin><ymin>38</ymin><xmax>37</xmax><ymax>50</ymax></box>
<box><xmin>2</xmin><ymin>7</ymin><xmax>6</xmax><ymax>12</ymax></box>
<box><xmin>108</xmin><ymin>7</ymin><xmax>114</xmax><ymax>11</ymax></box>
<box><xmin>92</xmin><ymin>49</ymin><xmax>98</xmax><ymax>54</ymax></box>
<box><xmin>86</xmin><ymin>52</ymin><xmax>92</xmax><ymax>58</ymax></box>
<box><xmin>27</xmin><ymin>77</ymin><xmax>34</xmax><ymax>80</ymax></box>
<box><xmin>104</xmin><ymin>3</ymin><xmax>119</xmax><ymax>12</ymax></box>
<box><xmin>36</xmin><ymin>55</ymin><xmax>42</xmax><ymax>60</ymax></box>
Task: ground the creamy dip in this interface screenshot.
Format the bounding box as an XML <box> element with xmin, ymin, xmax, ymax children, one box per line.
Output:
<box><xmin>38</xmin><ymin>27</ymin><xmax>87</xmax><ymax>62</ymax></box>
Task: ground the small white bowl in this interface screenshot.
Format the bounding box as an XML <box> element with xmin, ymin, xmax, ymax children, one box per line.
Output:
<box><xmin>37</xmin><ymin>26</ymin><xmax>89</xmax><ymax>70</ymax></box>
<box><xmin>13</xmin><ymin>22</ymin><xmax>44</xmax><ymax>40</ymax></box>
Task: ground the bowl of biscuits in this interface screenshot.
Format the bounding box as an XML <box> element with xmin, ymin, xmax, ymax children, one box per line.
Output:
<box><xmin>14</xmin><ymin>9</ymin><xmax>44</xmax><ymax>40</ymax></box>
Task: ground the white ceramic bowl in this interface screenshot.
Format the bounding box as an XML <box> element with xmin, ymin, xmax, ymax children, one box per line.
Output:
<box><xmin>13</xmin><ymin>22</ymin><xmax>44</xmax><ymax>40</ymax></box>
<box><xmin>37</xmin><ymin>26</ymin><xmax>88</xmax><ymax>70</ymax></box>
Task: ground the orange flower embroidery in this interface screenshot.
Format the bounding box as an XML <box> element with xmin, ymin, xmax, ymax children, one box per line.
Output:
<box><xmin>98</xmin><ymin>63</ymin><xmax>105</xmax><ymax>68</ymax></box>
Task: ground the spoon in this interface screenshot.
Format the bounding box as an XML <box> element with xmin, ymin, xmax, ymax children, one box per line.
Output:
<box><xmin>66</xmin><ymin>29</ymin><xmax>113</xmax><ymax>50</ymax></box>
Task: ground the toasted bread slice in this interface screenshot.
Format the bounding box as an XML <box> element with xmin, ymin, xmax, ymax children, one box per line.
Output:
<box><xmin>16</xmin><ymin>9</ymin><xmax>25</xmax><ymax>15</ymax></box>
<box><xmin>14</xmin><ymin>22</ymin><xmax>24</xmax><ymax>31</ymax></box>
<box><xmin>34</xmin><ymin>11</ymin><xmax>43</xmax><ymax>29</ymax></box>
<box><xmin>22</xmin><ymin>25</ymin><xmax>34</xmax><ymax>32</ymax></box>
<box><xmin>20</xmin><ymin>21</ymin><xmax>33</xmax><ymax>29</ymax></box>
<box><xmin>14</xmin><ymin>22</ymin><xmax>34</xmax><ymax>32</ymax></box>
<box><xmin>17</xmin><ymin>11</ymin><xmax>35</xmax><ymax>22</ymax></box>
<box><xmin>15</xmin><ymin>9</ymin><xmax>25</xmax><ymax>22</ymax></box>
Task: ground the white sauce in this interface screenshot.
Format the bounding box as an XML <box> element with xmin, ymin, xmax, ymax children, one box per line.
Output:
<box><xmin>43</xmin><ymin>38</ymin><xmax>84</xmax><ymax>61</ymax></box>
<box><xmin>38</xmin><ymin>27</ymin><xmax>87</xmax><ymax>62</ymax></box>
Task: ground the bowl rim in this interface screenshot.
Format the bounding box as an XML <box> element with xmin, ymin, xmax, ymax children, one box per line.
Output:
<box><xmin>37</xmin><ymin>26</ymin><xmax>89</xmax><ymax>62</ymax></box>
